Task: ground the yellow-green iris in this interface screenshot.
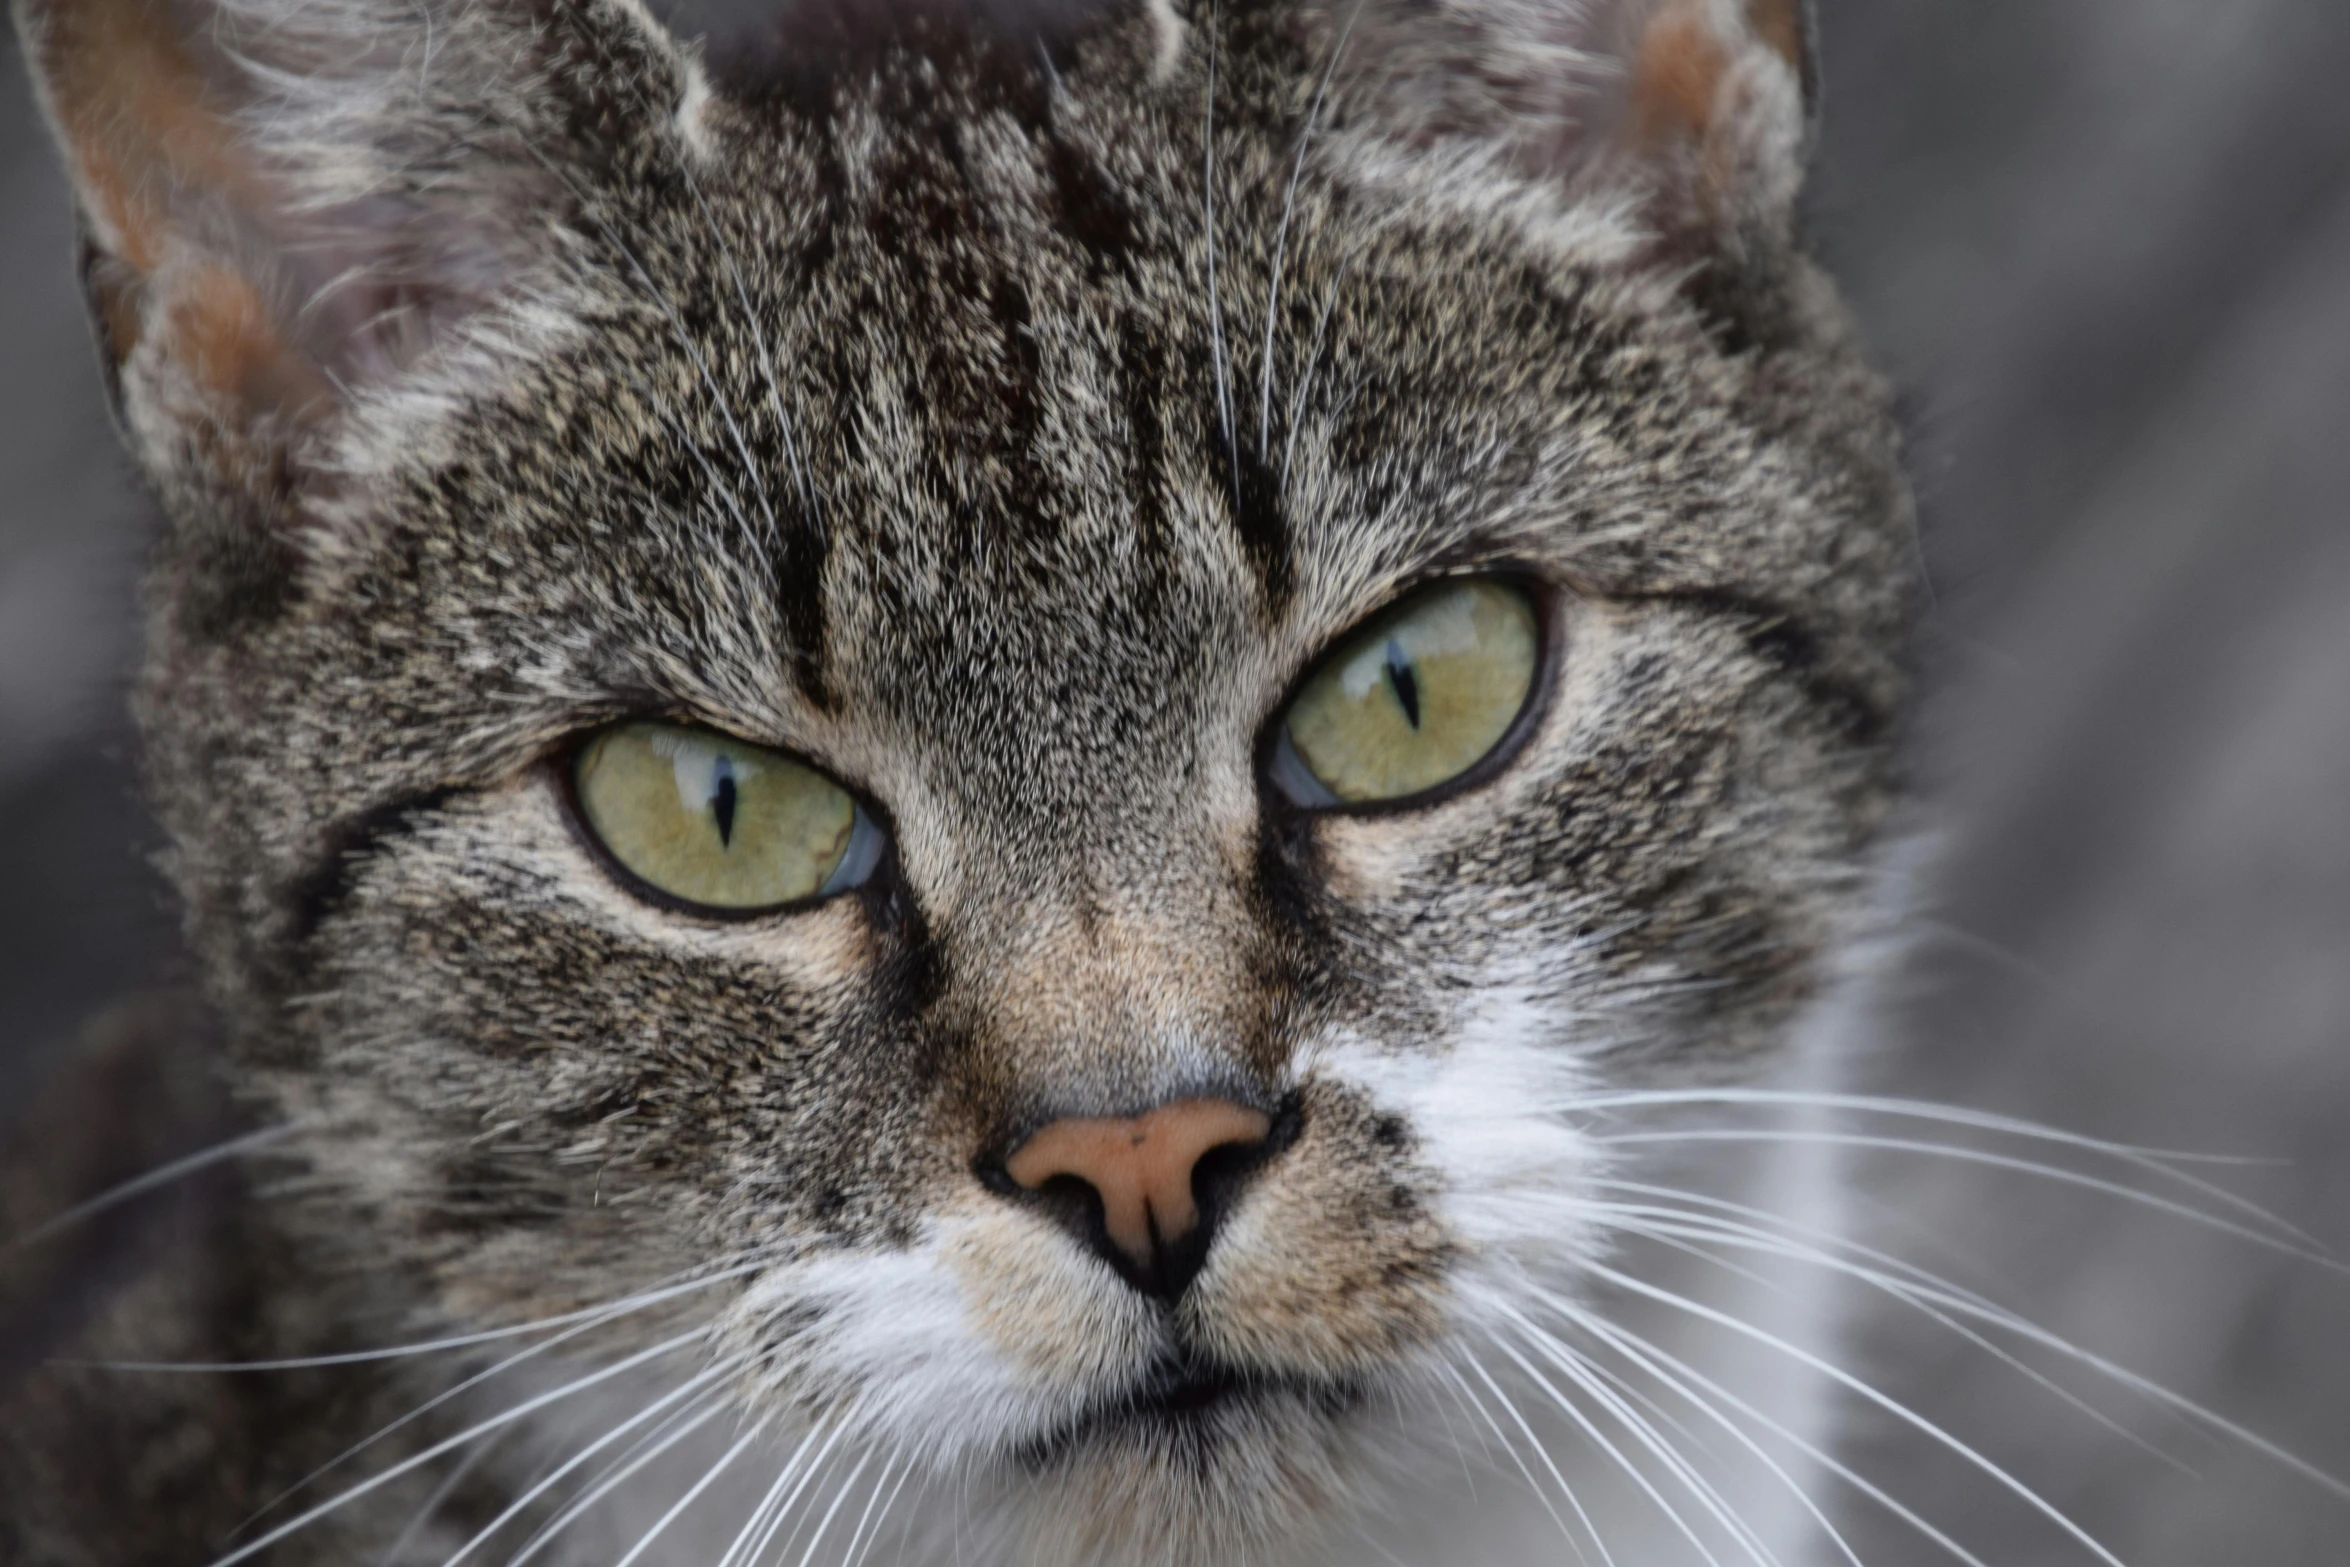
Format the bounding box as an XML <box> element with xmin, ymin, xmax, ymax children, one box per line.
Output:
<box><xmin>1281</xmin><ymin>579</ymin><xmax>1540</xmax><ymax>805</ymax></box>
<box><xmin>574</xmin><ymin>722</ymin><xmax>862</xmax><ymax>910</ymax></box>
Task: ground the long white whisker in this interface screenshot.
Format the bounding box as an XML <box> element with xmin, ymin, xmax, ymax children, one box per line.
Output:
<box><xmin>793</xmin><ymin>1447</ymin><xmax>879</xmax><ymax>1567</ymax></box>
<box><xmin>1606</xmin><ymin>1202</ymin><xmax>2350</xmax><ymax>1501</ymax></box>
<box><xmin>1585</xmin><ymin>1203</ymin><xmax>2189</xmax><ymax>1468</ymax></box>
<box><xmin>197</xmin><ymin>1325</ymin><xmax>715</xmax><ymax>1567</ymax></box>
<box><xmin>611</xmin><ymin>1417</ymin><xmax>768</xmax><ymax>1567</ymax></box>
<box><xmin>713</xmin><ymin>1420</ymin><xmax>831</xmax><ymax>1567</ymax></box>
<box><xmin>1594</xmin><ymin>1129</ymin><xmax>2341</xmax><ymax>1269</ymax></box>
<box><xmin>378</xmin><ymin>1427</ymin><xmax>504</xmax><ymax>1567</ymax></box>
<box><xmin>1534</xmin><ymin>1315</ymin><xmax>1867</xmax><ymax>1567</ymax></box>
<box><xmin>1281</xmin><ymin>254</ymin><xmax>1349</xmax><ymax>489</ymax></box>
<box><xmin>1445</xmin><ymin>1353</ymin><xmax>1612</xmax><ymax>1567</ymax></box>
<box><xmin>1482</xmin><ymin>1330</ymin><xmax>1746</xmax><ymax>1567</ymax></box>
<box><xmin>1577</xmin><ymin>1089</ymin><xmax>2317</xmax><ymax>1242</ymax></box>
<box><xmin>677</xmin><ymin>159</ymin><xmax>817</xmax><ymax>519</ymax></box>
<box><xmin>438</xmin><ymin>1353</ymin><xmax>752</xmax><ymax>1567</ymax></box>
<box><xmin>839</xmin><ymin>1444</ymin><xmax>914</xmax><ymax>1567</ymax></box>
<box><xmin>235</xmin><ymin>1259</ymin><xmax>770</xmax><ymax>1536</ymax></box>
<box><xmin>1584</xmin><ymin>1259</ymin><xmax>2132</xmax><ymax>1567</ymax></box>
<box><xmin>735</xmin><ymin>1421</ymin><xmax>853</xmax><ymax>1567</ymax></box>
<box><xmin>1555</xmin><ymin>1295</ymin><xmax>1979</xmax><ymax>1567</ymax></box>
<box><xmin>506</xmin><ymin>133</ymin><xmax>781</xmax><ymax>574</ymax></box>
<box><xmin>78</xmin><ymin>1253</ymin><xmax>771</xmax><ymax>1373</ymax></box>
<box><xmin>8</xmin><ymin>1124</ymin><xmax>300</xmax><ymax>1252</ymax></box>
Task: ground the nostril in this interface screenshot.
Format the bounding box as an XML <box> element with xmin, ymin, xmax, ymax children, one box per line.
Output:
<box><xmin>989</xmin><ymin>1095</ymin><xmax>1292</xmax><ymax>1300</ymax></box>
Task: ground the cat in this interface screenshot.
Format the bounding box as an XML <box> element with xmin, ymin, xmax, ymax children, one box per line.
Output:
<box><xmin>0</xmin><ymin>0</ymin><xmax>1923</xmax><ymax>1562</ymax></box>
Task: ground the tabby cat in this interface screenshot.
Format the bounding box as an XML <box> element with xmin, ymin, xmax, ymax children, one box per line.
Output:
<box><xmin>1</xmin><ymin>0</ymin><xmax>1920</xmax><ymax>1562</ymax></box>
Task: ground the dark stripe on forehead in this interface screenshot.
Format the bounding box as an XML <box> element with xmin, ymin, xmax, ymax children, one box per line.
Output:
<box><xmin>700</xmin><ymin>0</ymin><xmax>1124</xmax><ymax>117</ymax></box>
<box><xmin>774</xmin><ymin>501</ymin><xmax>836</xmax><ymax>711</ymax></box>
<box><xmin>1216</xmin><ymin>434</ymin><xmax>1295</xmax><ymax>617</ymax></box>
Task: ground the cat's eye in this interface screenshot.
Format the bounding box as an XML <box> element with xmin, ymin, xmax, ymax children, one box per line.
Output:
<box><xmin>572</xmin><ymin>723</ymin><xmax>883</xmax><ymax>913</ymax></box>
<box><xmin>1270</xmin><ymin>578</ymin><xmax>1542</xmax><ymax>808</ymax></box>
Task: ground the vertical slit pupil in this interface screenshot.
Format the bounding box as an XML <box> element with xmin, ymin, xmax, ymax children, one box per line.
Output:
<box><xmin>1384</xmin><ymin>639</ymin><xmax>1421</xmax><ymax>730</ymax></box>
<box><xmin>711</xmin><ymin>760</ymin><xmax>739</xmax><ymax>847</ymax></box>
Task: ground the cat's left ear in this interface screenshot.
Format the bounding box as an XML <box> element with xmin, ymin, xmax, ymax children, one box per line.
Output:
<box><xmin>13</xmin><ymin>0</ymin><xmax>689</xmax><ymax>547</ymax></box>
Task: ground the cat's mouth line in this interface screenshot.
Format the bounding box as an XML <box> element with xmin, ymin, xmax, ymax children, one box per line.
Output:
<box><xmin>1010</xmin><ymin>1355</ymin><xmax>1363</xmax><ymax>1471</ymax></box>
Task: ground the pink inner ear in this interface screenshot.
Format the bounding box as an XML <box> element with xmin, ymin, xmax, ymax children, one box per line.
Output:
<box><xmin>1630</xmin><ymin>5</ymin><xmax>1738</xmax><ymax>148</ymax></box>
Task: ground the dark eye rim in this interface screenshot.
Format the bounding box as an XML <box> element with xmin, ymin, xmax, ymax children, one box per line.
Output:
<box><xmin>553</xmin><ymin>719</ymin><xmax>891</xmax><ymax>924</ymax></box>
<box><xmin>1256</xmin><ymin>571</ymin><xmax>1563</xmax><ymax>819</ymax></box>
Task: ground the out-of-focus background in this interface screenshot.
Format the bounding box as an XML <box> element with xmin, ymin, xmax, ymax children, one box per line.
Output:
<box><xmin>2</xmin><ymin>2</ymin><xmax>2345</xmax><ymax>1560</ymax></box>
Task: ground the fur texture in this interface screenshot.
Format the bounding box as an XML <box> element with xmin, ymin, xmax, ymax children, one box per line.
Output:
<box><xmin>3</xmin><ymin>0</ymin><xmax>1915</xmax><ymax>1561</ymax></box>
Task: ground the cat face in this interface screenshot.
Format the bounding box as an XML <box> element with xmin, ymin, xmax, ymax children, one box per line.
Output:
<box><xmin>25</xmin><ymin>0</ymin><xmax>1913</xmax><ymax>1558</ymax></box>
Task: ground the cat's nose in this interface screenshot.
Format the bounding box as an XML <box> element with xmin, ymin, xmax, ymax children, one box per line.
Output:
<box><xmin>1000</xmin><ymin>1098</ymin><xmax>1276</xmax><ymax>1299</ymax></box>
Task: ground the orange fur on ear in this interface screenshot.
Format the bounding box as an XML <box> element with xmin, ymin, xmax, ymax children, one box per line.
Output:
<box><xmin>1631</xmin><ymin>6</ymin><xmax>1734</xmax><ymax>148</ymax></box>
<box><xmin>1746</xmin><ymin>0</ymin><xmax>1807</xmax><ymax>74</ymax></box>
<box><xmin>165</xmin><ymin>266</ymin><xmax>329</xmax><ymax>418</ymax></box>
<box><xmin>38</xmin><ymin>0</ymin><xmax>258</xmax><ymax>273</ymax></box>
<box><xmin>32</xmin><ymin>0</ymin><xmax>319</xmax><ymax>424</ymax></box>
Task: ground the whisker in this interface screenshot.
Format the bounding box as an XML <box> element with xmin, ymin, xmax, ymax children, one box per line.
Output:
<box><xmin>437</xmin><ymin>1352</ymin><xmax>753</xmax><ymax>1567</ymax></box>
<box><xmin>1280</xmin><ymin>251</ymin><xmax>1350</xmax><ymax>490</ymax></box>
<box><xmin>1445</xmin><ymin>1353</ymin><xmax>1612</xmax><ymax>1567</ymax></box>
<box><xmin>377</xmin><ymin>1426</ymin><xmax>505</xmax><ymax>1567</ymax></box>
<box><xmin>1584</xmin><ymin>1202</ymin><xmax>2189</xmax><ymax>1469</ymax></box>
<box><xmin>676</xmin><ymin>157</ymin><xmax>818</xmax><ymax>521</ymax></box>
<box><xmin>1552</xmin><ymin>1295</ymin><xmax>1985</xmax><ymax>1567</ymax></box>
<box><xmin>197</xmin><ymin>1325</ymin><xmax>716</xmax><ymax>1567</ymax></box>
<box><xmin>1582</xmin><ymin>1259</ymin><xmax>2132</xmax><ymax>1567</ymax></box>
<box><xmin>1482</xmin><ymin>1329</ymin><xmax>1751</xmax><ymax>1567</ymax></box>
<box><xmin>713</xmin><ymin>1420</ymin><xmax>840</xmax><ymax>1567</ymax></box>
<box><xmin>791</xmin><ymin>1446</ymin><xmax>878</xmax><ymax>1567</ymax></box>
<box><xmin>1530</xmin><ymin>1316</ymin><xmax>1868</xmax><ymax>1567</ymax></box>
<box><xmin>1592</xmin><ymin>1129</ymin><xmax>2342</xmax><ymax>1270</ymax></box>
<box><xmin>1574</xmin><ymin>1089</ymin><xmax>2318</xmax><ymax>1243</ymax></box>
<box><xmin>78</xmin><ymin>1252</ymin><xmax>774</xmax><ymax>1373</ymax></box>
<box><xmin>502</xmin><ymin>130</ymin><xmax>782</xmax><ymax>579</ymax></box>
<box><xmin>610</xmin><ymin>1416</ymin><xmax>768</xmax><ymax>1567</ymax></box>
<box><xmin>233</xmin><ymin>1257</ymin><xmax>775</xmax><ymax>1536</ymax></box>
<box><xmin>6</xmin><ymin>1124</ymin><xmax>300</xmax><ymax>1253</ymax></box>
<box><xmin>1603</xmin><ymin>1201</ymin><xmax>2350</xmax><ymax>1501</ymax></box>
<box><xmin>838</xmin><ymin>1444</ymin><xmax>913</xmax><ymax>1567</ymax></box>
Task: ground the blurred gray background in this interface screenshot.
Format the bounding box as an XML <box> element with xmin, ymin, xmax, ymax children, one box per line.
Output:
<box><xmin>2</xmin><ymin>2</ymin><xmax>2346</xmax><ymax>1560</ymax></box>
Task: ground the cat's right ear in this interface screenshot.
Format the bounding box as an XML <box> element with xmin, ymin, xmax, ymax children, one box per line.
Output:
<box><xmin>14</xmin><ymin>0</ymin><xmax>691</xmax><ymax>580</ymax></box>
<box><xmin>1284</xmin><ymin>0</ymin><xmax>1821</xmax><ymax>332</ymax></box>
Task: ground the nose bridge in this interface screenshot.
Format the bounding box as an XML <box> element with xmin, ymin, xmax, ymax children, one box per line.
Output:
<box><xmin>967</xmin><ymin>862</ymin><xmax>1269</xmax><ymax>1109</ymax></box>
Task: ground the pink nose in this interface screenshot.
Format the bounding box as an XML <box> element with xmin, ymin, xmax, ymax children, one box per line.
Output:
<box><xmin>1003</xmin><ymin>1098</ymin><xmax>1273</xmax><ymax>1268</ymax></box>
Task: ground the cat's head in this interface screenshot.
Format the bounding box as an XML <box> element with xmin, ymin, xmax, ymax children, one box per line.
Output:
<box><xmin>23</xmin><ymin>0</ymin><xmax>1911</xmax><ymax>1558</ymax></box>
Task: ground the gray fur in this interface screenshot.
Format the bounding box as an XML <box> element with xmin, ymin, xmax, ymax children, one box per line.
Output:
<box><xmin>4</xmin><ymin>0</ymin><xmax>1914</xmax><ymax>1561</ymax></box>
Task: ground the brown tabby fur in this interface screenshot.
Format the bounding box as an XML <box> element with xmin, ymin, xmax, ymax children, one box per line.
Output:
<box><xmin>2</xmin><ymin>0</ymin><xmax>1914</xmax><ymax>1561</ymax></box>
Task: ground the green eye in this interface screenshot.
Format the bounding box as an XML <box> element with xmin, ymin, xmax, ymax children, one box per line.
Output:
<box><xmin>1272</xmin><ymin>579</ymin><xmax>1541</xmax><ymax>807</ymax></box>
<box><xmin>573</xmin><ymin>723</ymin><xmax>881</xmax><ymax>912</ymax></box>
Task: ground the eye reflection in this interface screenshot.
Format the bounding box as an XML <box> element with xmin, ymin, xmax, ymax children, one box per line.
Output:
<box><xmin>1274</xmin><ymin>579</ymin><xmax>1540</xmax><ymax>807</ymax></box>
<box><xmin>573</xmin><ymin>722</ymin><xmax>880</xmax><ymax>911</ymax></box>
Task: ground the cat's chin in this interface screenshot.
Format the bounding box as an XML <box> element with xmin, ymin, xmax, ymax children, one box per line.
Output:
<box><xmin>992</xmin><ymin>1361</ymin><xmax>1382</xmax><ymax>1567</ymax></box>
